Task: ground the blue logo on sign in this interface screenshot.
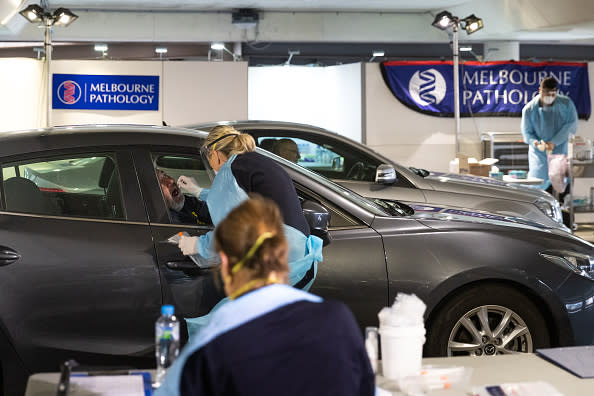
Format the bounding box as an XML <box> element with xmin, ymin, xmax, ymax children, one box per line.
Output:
<box><xmin>409</xmin><ymin>69</ymin><xmax>446</xmax><ymax>106</ymax></box>
<box><xmin>52</xmin><ymin>74</ymin><xmax>159</xmax><ymax>111</ymax></box>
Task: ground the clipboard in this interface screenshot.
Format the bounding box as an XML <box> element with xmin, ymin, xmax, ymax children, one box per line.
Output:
<box><xmin>536</xmin><ymin>345</ymin><xmax>594</xmax><ymax>378</ymax></box>
<box><xmin>57</xmin><ymin>360</ymin><xmax>153</xmax><ymax>396</ymax></box>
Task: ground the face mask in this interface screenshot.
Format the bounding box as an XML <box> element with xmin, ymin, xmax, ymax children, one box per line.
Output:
<box><xmin>542</xmin><ymin>95</ymin><xmax>555</xmax><ymax>105</ymax></box>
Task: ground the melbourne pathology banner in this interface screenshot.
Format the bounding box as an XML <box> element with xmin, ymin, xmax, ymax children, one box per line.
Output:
<box><xmin>381</xmin><ymin>61</ymin><xmax>591</xmax><ymax>120</ymax></box>
<box><xmin>52</xmin><ymin>74</ymin><xmax>159</xmax><ymax>111</ymax></box>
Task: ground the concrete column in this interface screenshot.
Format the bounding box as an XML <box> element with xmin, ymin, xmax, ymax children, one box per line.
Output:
<box><xmin>484</xmin><ymin>41</ymin><xmax>519</xmax><ymax>61</ymax></box>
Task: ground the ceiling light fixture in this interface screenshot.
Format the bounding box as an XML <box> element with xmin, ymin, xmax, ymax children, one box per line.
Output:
<box><xmin>210</xmin><ymin>42</ymin><xmax>240</xmax><ymax>61</ymax></box>
<box><xmin>155</xmin><ymin>47</ymin><xmax>168</xmax><ymax>54</ymax></box>
<box><xmin>459</xmin><ymin>46</ymin><xmax>472</xmax><ymax>52</ymax></box>
<box><xmin>94</xmin><ymin>43</ymin><xmax>108</xmax><ymax>52</ymax></box>
<box><xmin>369</xmin><ymin>50</ymin><xmax>385</xmax><ymax>62</ymax></box>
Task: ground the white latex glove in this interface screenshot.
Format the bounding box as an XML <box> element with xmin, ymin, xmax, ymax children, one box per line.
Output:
<box><xmin>536</xmin><ymin>140</ymin><xmax>547</xmax><ymax>152</ymax></box>
<box><xmin>177</xmin><ymin>175</ymin><xmax>202</xmax><ymax>197</ymax></box>
<box><xmin>178</xmin><ymin>235</ymin><xmax>199</xmax><ymax>255</ymax></box>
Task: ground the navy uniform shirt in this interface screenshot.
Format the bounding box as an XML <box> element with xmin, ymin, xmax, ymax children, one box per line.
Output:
<box><xmin>170</xmin><ymin>195</ymin><xmax>212</xmax><ymax>225</ymax></box>
<box><xmin>231</xmin><ymin>152</ymin><xmax>310</xmax><ymax>237</ymax></box>
<box><xmin>180</xmin><ymin>299</ymin><xmax>374</xmax><ymax>395</ymax></box>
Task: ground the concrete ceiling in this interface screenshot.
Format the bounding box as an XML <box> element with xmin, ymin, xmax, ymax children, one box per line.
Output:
<box><xmin>0</xmin><ymin>0</ymin><xmax>593</xmax><ymax>63</ymax></box>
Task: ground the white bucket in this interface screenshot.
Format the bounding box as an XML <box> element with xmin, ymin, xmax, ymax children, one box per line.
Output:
<box><xmin>379</xmin><ymin>324</ymin><xmax>426</xmax><ymax>381</ymax></box>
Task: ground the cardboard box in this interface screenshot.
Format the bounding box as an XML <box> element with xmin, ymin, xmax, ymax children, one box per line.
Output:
<box><xmin>469</xmin><ymin>163</ymin><xmax>491</xmax><ymax>177</ymax></box>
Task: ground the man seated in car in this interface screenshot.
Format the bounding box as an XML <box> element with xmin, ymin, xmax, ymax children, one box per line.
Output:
<box><xmin>156</xmin><ymin>169</ymin><xmax>212</xmax><ymax>225</ymax></box>
<box><xmin>273</xmin><ymin>138</ymin><xmax>300</xmax><ymax>164</ymax></box>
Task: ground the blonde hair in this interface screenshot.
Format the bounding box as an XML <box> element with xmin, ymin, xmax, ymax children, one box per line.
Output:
<box><xmin>204</xmin><ymin>125</ymin><xmax>255</xmax><ymax>157</ymax></box>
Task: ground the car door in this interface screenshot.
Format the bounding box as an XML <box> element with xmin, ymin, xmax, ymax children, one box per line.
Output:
<box><xmin>132</xmin><ymin>147</ymin><xmax>225</xmax><ymax>332</ymax></box>
<box><xmin>294</xmin><ymin>184</ymin><xmax>388</xmax><ymax>329</ymax></box>
<box><xmin>0</xmin><ymin>149</ymin><xmax>161</xmax><ymax>373</ymax></box>
<box><xmin>248</xmin><ymin>129</ymin><xmax>427</xmax><ymax>205</ymax></box>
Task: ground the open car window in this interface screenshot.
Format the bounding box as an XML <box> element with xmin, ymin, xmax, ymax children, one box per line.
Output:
<box><xmin>152</xmin><ymin>153</ymin><xmax>213</xmax><ymax>226</ymax></box>
<box><xmin>1</xmin><ymin>154</ymin><xmax>125</xmax><ymax>219</ymax></box>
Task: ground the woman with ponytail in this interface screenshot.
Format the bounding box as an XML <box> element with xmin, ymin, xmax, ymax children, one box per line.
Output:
<box><xmin>176</xmin><ymin>125</ymin><xmax>323</xmax><ymax>337</ymax></box>
<box><xmin>156</xmin><ymin>197</ymin><xmax>373</xmax><ymax>396</ymax></box>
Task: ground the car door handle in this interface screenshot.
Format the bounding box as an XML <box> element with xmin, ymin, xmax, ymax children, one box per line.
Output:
<box><xmin>165</xmin><ymin>260</ymin><xmax>199</xmax><ymax>271</ymax></box>
<box><xmin>0</xmin><ymin>248</ymin><xmax>21</xmax><ymax>266</ymax></box>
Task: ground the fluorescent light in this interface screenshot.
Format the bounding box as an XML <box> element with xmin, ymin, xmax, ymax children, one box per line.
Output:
<box><xmin>372</xmin><ymin>50</ymin><xmax>385</xmax><ymax>57</ymax></box>
<box><xmin>155</xmin><ymin>47</ymin><xmax>168</xmax><ymax>54</ymax></box>
<box><xmin>210</xmin><ymin>42</ymin><xmax>225</xmax><ymax>50</ymax></box>
<box><xmin>94</xmin><ymin>43</ymin><xmax>108</xmax><ymax>52</ymax></box>
<box><xmin>459</xmin><ymin>46</ymin><xmax>472</xmax><ymax>52</ymax></box>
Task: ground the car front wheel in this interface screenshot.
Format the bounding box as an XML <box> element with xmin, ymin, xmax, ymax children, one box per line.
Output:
<box><xmin>425</xmin><ymin>284</ymin><xmax>551</xmax><ymax>357</ymax></box>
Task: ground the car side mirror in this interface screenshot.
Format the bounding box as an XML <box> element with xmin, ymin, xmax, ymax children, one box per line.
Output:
<box><xmin>302</xmin><ymin>200</ymin><xmax>331</xmax><ymax>247</ymax></box>
<box><xmin>375</xmin><ymin>164</ymin><xmax>397</xmax><ymax>185</ymax></box>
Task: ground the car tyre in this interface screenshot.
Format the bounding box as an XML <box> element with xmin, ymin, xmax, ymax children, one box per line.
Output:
<box><xmin>425</xmin><ymin>284</ymin><xmax>550</xmax><ymax>357</ymax></box>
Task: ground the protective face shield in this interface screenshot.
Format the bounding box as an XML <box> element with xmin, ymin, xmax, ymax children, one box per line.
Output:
<box><xmin>200</xmin><ymin>133</ymin><xmax>239</xmax><ymax>181</ymax></box>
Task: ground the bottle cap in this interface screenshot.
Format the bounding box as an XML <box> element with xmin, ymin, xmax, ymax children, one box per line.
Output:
<box><xmin>161</xmin><ymin>305</ymin><xmax>174</xmax><ymax>315</ymax></box>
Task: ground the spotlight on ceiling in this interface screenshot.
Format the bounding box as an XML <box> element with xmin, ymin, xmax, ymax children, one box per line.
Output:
<box><xmin>53</xmin><ymin>7</ymin><xmax>78</xmax><ymax>27</ymax></box>
<box><xmin>431</xmin><ymin>10</ymin><xmax>456</xmax><ymax>30</ymax></box>
<box><xmin>155</xmin><ymin>47</ymin><xmax>168</xmax><ymax>54</ymax></box>
<box><xmin>19</xmin><ymin>4</ymin><xmax>44</xmax><ymax>23</ymax></box>
<box><xmin>461</xmin><ymin>14</ymin><xmax>484</xmax><ymax>34</ymax></box>
<box><xmin>94</xmin><ymin>43</ymin><xmax>108</xmax><ymax>52</ymax></box>
<box><xmin>210</xmin><ymin>42</ymin><xmax>225</xmax><ymax>51</ymax></box>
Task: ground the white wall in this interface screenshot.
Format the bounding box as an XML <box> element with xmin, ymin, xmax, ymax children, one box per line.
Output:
<box><xmin>364</xmin><ymin>62</ymin><xmax>594</xmax><ymax>172</ymax></box>
<box><xmin>248</xmin><ymin>63</ymin><xmax>362</xmax><ymax>142</ymax></box>
<box><xmin>163</xmin><ymin>61</ymin><xmax>248</xmax><ymax>126</ymax></box>
<box><xmin>0</xmin><ymin>59</ymin><xmax>44</xmax><ymax>132</ymax></box>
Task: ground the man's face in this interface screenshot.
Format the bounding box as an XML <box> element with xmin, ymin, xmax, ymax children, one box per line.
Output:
<box><xmin>157</xmin><ymin>170</ymin><xmax>184</xmax><ymax>210</ymax></box>
<box><xmin>539</xmin><ymin>87</ymin><xmax>558</xmax><ymax>106</ymax></box>
<box><xmin>278</xmin><ymin>141</ymin><xmax>300</xmax><ymax>164</ymax></box>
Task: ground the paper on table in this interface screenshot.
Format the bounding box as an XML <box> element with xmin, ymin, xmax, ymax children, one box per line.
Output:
<box><xmin>536</xmin><ymin>345</ymin><xmax>594</xmax><ymax>378</ymax></box>
<box><xmin>472</xmin><ymin>381</ymin><xmax>564</xmax><ymax>396</ymax></box>
<box><xmin>68</xmin><ymin>375</ymin><xmax>146</xmax><ymax>396</ymax></box>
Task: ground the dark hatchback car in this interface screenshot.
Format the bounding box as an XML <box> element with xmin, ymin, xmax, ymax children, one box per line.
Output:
<box><xmin>0</xmin><ymin>125</ymin><xmax>592</xmax><ymax>395</ymax></box>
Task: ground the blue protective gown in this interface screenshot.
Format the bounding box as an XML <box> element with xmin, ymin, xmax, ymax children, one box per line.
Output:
<box><xmin>154</xmin><ymin>284</ymin><xmax>374</xmax><ymax>396</ymax></box>
<box><xmin>521</xmin><ymin>94</ymin><xmax>578</xmax><ymax>190</ymax></box>
<box><xmin>186</xmin><ymin>154</ymin><xmax>323</xmax><ymax>337</ymax></box>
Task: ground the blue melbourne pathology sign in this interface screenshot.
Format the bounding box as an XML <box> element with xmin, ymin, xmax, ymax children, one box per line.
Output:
<box><xmin>381</xmin><ymin>61</ymin><xmax>591</xmax><ymax>120</ymax></box>
<box><xmin>52</xmin><ymin>74</ymin><xmax>159</xmax><ymax>111</ymax></box>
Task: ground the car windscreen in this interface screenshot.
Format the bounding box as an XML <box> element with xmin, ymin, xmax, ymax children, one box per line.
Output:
<box><xmin>257</xmin><ymin>148</ymin><xmax>394</xmax><ymax>217</ymax></box>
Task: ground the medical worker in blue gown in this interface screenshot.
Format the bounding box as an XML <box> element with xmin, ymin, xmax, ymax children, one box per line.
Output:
<box><xmin>521</xmin><ymin>76</ymin><xmax>578</xmax><ymax>191</ymax></box>
<box><xmin>176</xmin><ymin>125</ymin><xmax>323</xmax><ymax>338</ymax></box>
<box><xmin>155</xmin><ymin>197</ymin><xmax>374</xmax><ymax>396</ymax></box>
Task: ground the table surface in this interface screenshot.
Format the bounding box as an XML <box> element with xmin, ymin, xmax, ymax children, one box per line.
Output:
<box><xmin>26</xmin><ymin>354</ymin><xmax>593</xmax><ymax>396</ymax></box>
<box><xmin>502</xmin><ymin>175</ymin><xmax>544</xmax><ymax>185</ymax></box>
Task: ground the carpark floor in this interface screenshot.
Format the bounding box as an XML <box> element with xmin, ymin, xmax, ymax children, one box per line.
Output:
<box><xmin>575</xmin><ymin>224</ymin><xmax>594</xmax><ymax>243</ymax></box>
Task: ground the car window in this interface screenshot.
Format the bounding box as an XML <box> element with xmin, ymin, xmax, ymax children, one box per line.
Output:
<box><xmin>152</xmin><ymin>153</ymin><xmax>213</xmax><ymax>225</ymax></box>
<box><xmin>1</xmin><ymin>154</ymin><xmax>125</xmax><ymax>219</ymax></box>
<box><xmin>255</xmin><ymin>133</ymin><xmax>381</xmax><ymax>182</ymax></box>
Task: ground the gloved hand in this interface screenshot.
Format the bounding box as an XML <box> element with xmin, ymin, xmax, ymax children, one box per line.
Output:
<box><xmin>178</xmin><ymin>235</ymin><xmax>199</xmax><ymax>255</ymax></box>
<box><xmin>177</xmin><ymin>175</ymin><xmax>202</xmax><ymax>197</ymax></box>
<box><xmin>535</xmin><ymin>140</ymin><xmax>547</xmax><ymax>152</ymax></box>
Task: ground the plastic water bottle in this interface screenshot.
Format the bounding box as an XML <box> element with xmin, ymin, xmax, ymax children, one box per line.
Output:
<box><xmin>154</xmin><ymin>305</ymin><xmax>180</xmax><ymax>388</ymax></box>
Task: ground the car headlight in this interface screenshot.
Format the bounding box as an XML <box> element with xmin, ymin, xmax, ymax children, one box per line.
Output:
<box><xmin>540</xmin><ymin>250</ymin><xmax>594</xmax><ymax>280</ymax></box>
<box><xmin>534</xmin><ymin>198</ymin><xmax>563</xmax><ymax>224</ymax></box>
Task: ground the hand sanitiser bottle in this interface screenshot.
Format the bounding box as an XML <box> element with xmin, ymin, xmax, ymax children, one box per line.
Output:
<box><xmin>154</xmin><ymin>305</ymin><xmax>180</xmax><ymax>388</ymax></box>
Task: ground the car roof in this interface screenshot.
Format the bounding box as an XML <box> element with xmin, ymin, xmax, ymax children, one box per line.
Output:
<box><xmin>0</xmin><ymin>124</ymin><xmax>208</xmax><ymax>158</ymax></box>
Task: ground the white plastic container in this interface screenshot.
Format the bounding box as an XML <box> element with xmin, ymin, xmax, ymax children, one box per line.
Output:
<box><xmin>379</xmin><ymin>324</ymin><xmax>426</xmax><ymax>381</ymax></box>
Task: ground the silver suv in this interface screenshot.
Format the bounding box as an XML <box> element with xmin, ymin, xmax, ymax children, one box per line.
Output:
<box><xmin>188</xmin><ymin>120</ymin><xmax>567</xmax><ymax>232</ymax></box>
